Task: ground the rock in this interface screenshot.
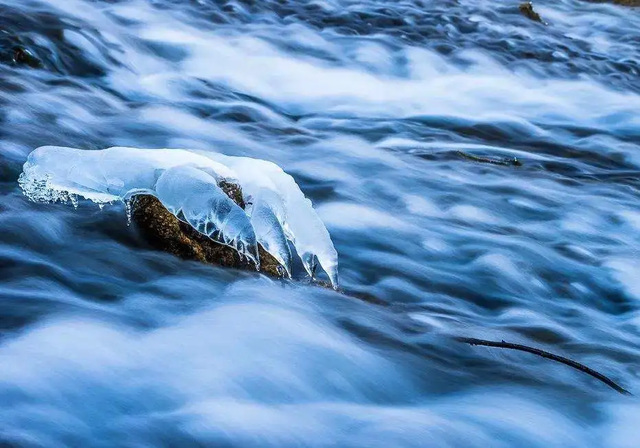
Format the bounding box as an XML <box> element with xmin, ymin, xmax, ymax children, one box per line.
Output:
<box><xmin>131</xmin><ymin>180</ymin><xmax>285</xmax><ymax>278</ymax></box>
<box><xmin>519</xmin><ymin>2</ymin><xmax>545</xmax><ymax>23</ymax></box>
<box><xmin>218</xmin><ymin>179</ymin><xmax>245</xmax><ymax>209</ymax></box>
<box><xmin>581</xmin><ymin>0</ymin><xmax>639</xmax><ymax>6</ymax></box>
<box><xmin>457</xmin><ymin>151</ymin><xmax>523</xmax><ymax>167</ymax></box>
<box><xmin>0</xmin><ymin>35</ymin><xmax>42</xmax><ymax>68</ymax></box>
<box><xmin>12</xmin><ymin>46</ymin><xmax>41</xmax><ymax>68</ymax></box>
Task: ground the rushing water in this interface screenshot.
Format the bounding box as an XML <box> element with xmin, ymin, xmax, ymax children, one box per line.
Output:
<box><xmin>1</xmin><ymin>0</ymin><xmax>640</xmax><ymax>446</ymax></box>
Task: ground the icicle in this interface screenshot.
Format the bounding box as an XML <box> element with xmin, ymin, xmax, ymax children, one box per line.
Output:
<box><xmin>69</xmin><ymin>194</ymin><xmax>79</xmax><ymax>209</ymax></box>
<box><xmin>125</xmin><ymin>199</ymin><xmax>133</xmax><ymax>226</ymax></box>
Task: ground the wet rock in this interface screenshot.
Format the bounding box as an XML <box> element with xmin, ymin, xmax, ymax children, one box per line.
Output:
<box><xmin>581</xmin><ymin>0</ymin><xmax>639</xmax><ymax>6</ymax></box>
<box><xmin>218</xmin><ymin>179</ymin><xmax>245</xmax><ymax>209</ymax></box>
<box><xmin>0</xmin><ymin>4</ymin><xmax>110</xmax><ymax>76</ymax></box>
<box><xmin>519</xmin><ymin>2</ymin><xmax>544</xmax><ymax>23</ymax></box>
<box><xmin>11</xmin><ymin>46</ymin><xmax>41</xmax><ymax>68</ymax></box>
<box><xmin>131</xmin><ymin>181</ymin><xmax>284</xmax><ymax>278</ymax></box>
<box><xmin>607</xmin><ymin>0</ymin><xmax>640</xmax><ymax>5</ymax></box>
<box><xmin>0</xmin><ymin>31</ymin><xmax>41</xmax><ymax>69</ymax></box>
<box><xmin>457</xmin><ymin>151</ymin><xmax>523</xmax><ymax>167</ymax></box>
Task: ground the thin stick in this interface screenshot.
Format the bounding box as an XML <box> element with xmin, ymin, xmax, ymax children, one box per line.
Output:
<box><xmin>455</xmin><ymin>337</ymin><xmax>631</xmax><ymax>395</ymax></box>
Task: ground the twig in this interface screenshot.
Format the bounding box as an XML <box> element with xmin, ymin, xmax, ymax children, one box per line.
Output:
<box><xmin>455</xmin><ymin>337</ymin><xmax>631</xmax><ymax>395</ymax></box>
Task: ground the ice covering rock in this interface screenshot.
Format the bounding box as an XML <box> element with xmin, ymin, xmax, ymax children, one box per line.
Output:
<box><xmin>19</xmin><ymin>146</ymin><xmax>339</xmax><ymax>287</ymax></box>
<box><xmin>155</xmin><ymin>165</ymin><xmax>259</xmax><ymax>265</ymax></box>
<box><xmin>206</xmin><ymin>153</ymin><xmax>339</xmax><ymax>287</ymax></box>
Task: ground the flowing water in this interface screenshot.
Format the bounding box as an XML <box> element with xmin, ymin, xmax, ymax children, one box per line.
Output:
<box><xmin>1</xmin><ymin>0</ymin><xmax>640</xmax><ymax>446</ymax></box>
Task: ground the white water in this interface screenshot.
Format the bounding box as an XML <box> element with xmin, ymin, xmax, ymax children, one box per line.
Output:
<box><xmin>0</xmin><ymin>0</ymin><xmax>639</xmax><ymax>446</ymax></box>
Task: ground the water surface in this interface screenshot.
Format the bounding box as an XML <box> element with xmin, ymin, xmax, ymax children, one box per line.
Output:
<box><xmin>0</xmin><ymin>0</ymin><xmax>639</xmax><ymax>446</ymax></box>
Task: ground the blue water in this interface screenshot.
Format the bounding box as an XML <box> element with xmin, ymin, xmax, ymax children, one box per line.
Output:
<box><xmin>1</xmin><ymin>0</ymin><xmax>640</xmax><ymax>446</ymax></box>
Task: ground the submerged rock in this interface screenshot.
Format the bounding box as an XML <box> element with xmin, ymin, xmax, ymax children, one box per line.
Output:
<box><xmin>582</xmin><ymin>0</ymin><xmax>639</xmax><ymax>5</ymax></box>
<box><xmin>131</xmin><ymin>180</ymin><xmax>285</xmax><ymax>279</ymax></box>
<box><xmin>0</xmin><ymin>31</ymin><xmax>42</xmax><ymax>69</ymax></box>
<box><xmin>11</xmin><ymin>46</ymin><xmax>41</xmax><ymax>68</ymax></box>
<box><xmin>457</xmin><ymin>151</ymin><xmax>523</xmax><ymax>167</ymax></box>
<box><xmin>608</xmin><ymin>0</ymin><xmax>639</xmax><ymax>5</ymax></box>
<box><xmin>519</xmin><ymin>2</ymin><xmax>545</xmax><ymax>23</ymax></box>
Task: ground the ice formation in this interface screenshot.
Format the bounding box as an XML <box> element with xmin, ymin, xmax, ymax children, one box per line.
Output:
<box><xmin>19</xmin><ymin>146</ymin><xmax>338</xmax><ymax>287</ymax></box>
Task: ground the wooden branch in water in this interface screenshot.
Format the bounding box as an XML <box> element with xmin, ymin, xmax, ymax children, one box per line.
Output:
<box><xmin>455</xmin><ymin>337</ymin><xmax>631</xmax><ymax>395</ymax></box>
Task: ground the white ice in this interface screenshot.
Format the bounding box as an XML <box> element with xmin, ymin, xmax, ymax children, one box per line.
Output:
<box><xmin>206</xmin><ymin>153</ymin><xmax>339</xmax><ymax>286</ymax></box>
<box><xmin>19</xmin><ymin>146</ymin><xmax>338</xmax><ymax>287</ymax></box>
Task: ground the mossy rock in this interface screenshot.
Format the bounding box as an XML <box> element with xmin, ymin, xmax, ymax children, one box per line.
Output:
<box><xmin>131</xmin><ymin>179</ymin><xmax>285</xmax><ymax>278</ymax></box>
<box><xmin>519</xmin><ymin>2</ymin><xmax>544</xmax><ymax>23</ymax></box>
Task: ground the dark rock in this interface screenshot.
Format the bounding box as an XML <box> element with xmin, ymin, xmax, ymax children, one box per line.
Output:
<box><xmin>218</xmin><ymin>179</ymin><xmax>245</xmax><ymax>209</ymax></box>
<box><xmin>583</xmin><ymin>0</ymin><xmax>640</xmax><ymax>5</ymax></box>
<box><xmin>457</xmin><ymin>151</ymin><xmax>523</xmax><ymax>167</ymax></box>
<box><xmin>519</xmin><ymin>2</ymin><xmax>545</xmax><ymax>23</ymax></box>
<box><xmin>131</xmin><ymin>180</ymin><xmax>285</xmax><ymax>278</ymax></box>
<box><xmin>11</xmin><ymin>46</ymin><xmax>41</xmax><ymax>68</ymax></box>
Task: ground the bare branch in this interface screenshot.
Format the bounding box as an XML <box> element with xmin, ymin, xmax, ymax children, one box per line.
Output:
<box><xmin>455</xmin><ymin>337</ymin><xmax>631</xmax><ymax>395</ymax></box>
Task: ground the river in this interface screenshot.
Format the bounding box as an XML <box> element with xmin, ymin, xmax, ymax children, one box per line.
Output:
<box><xmin>0</xmin><ymin>0</ymin><xmax>639</xmax><ymax>446</ymax></box>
